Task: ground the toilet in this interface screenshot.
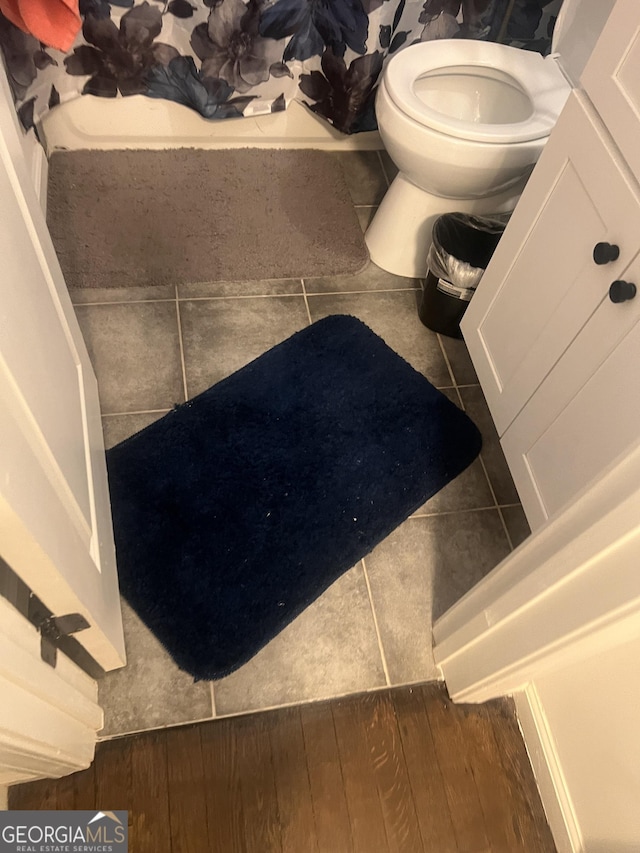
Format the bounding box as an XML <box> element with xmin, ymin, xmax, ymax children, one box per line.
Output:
<box><xmin>365</xmin><ymin>0</ymin><xmax>614</xmax><ymax>278</ymax></box>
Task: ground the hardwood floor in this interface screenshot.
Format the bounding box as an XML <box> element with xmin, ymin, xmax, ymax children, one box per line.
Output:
<box><xmin>9</xmin><ymin>683</ymin><xmax>556</xmax><ymax>852</ymax></box>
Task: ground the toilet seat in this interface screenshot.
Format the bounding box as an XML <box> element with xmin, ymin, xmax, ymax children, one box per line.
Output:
<box><xmin>384</xmin><ymin>40</ymin><xmax>570</xmax><ymax>144</ymax></box>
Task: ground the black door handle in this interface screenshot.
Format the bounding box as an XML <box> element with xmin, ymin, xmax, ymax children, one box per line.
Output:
<box><xmin>593</xmin><ymin>242</ymin><xmax>620</xmax><ymax>265</ymax></box>
<box><xmin>609</xmin><ymin>280</ymin><xmax>637</xmax><ymax>303</ymax></box>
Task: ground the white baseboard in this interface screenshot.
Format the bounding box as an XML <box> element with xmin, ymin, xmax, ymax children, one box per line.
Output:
<box><xmin>514</xmin><ymin>686</ymin><xmax>583</xmax><ymax>853</ymax></box>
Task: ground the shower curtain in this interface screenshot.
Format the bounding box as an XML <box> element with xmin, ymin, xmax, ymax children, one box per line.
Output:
<box><xmin>0</xmin><ymin>0</ymin><xmax>561</xmax><ymax>135</ymax></box>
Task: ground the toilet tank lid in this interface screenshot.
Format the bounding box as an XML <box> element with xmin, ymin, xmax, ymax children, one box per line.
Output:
<box><xmin>551</xmin><ymin>0</ymin><xmax>617</xmax><ymax>85</ymax></box>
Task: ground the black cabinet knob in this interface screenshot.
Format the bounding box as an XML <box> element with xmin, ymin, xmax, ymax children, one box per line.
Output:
<box><xmin>609</xmin><ymin>280</ymin><xmax>637</xmax><ymax>303</ymax></box>
<box><xmin>593</xmin><ymin>242</ymin><xmax>620</xmax><ymax>264</ymax></box>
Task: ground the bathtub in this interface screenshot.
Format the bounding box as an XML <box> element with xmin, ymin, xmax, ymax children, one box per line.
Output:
<box><xmin>38</xmin><ymin>96</ymin><xmax>383</xmax><ymax>155</ymax></box>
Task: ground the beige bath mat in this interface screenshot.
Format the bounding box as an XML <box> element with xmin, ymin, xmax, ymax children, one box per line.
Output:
<box><xmin>47</xmin><ymin>148</ymin><xmax>369</xmax><ymax>288</ymax></box>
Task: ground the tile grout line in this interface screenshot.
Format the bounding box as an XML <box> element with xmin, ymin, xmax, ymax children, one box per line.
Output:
<box><xmin>477</xmin><ymin>452</ymin><xmax>515</xmax><ymax>550</ymax></box>
<box><xmin>496</xmin><ymin>503</ymin><xmax>514</xmax><ymax>550</ymax></box>
<box><xmin>183</xmin><ymin>289</ymin><xmax>423</xmax><ymax>302</ymax></box>
<box><xmin>360</xmin><ymin>557</ymin><xmax>392</xmax><ymax>687</ymax></box>
<box><xmin>177</xmin><ymin>291</ymin><xmax>307</xmax><ymax>301</ymax></box>
<box><xmin>300</xmin><ymin>278</ymin><xmax>313</xmax><ymax>325</ymax></box>
<box><xmin>103</xmin><ymin>408</ymin><xmax>171</xmax><ymax>418</ymax></box>
<box><xmin>73</xmin><ymin>296</ymin><xmax>177</xmax><ymax>307</ymax></box>
<box><xmin>435</xmin><ymin>333</ymin><xmax>458</xmax><ymax>389</ymax></box>
<box><xmin>414</xmin><ymin>501</ymin><xmax>521</xmax><ymax>515</ymax></box>
<box><xmin>305</xmin><ymin>287</ymin><xmax>419</xmax><ymax>297</ymax></box>
<box><xmin>451</xmin><ymin>385</ymin><xmax>464</xmax><ymax>410</ymax></box>
<box><xmin>452</xmin><ymin>355</ymin><xmax>513</xmax><ymax>544</ymax></box>
<box><xmin>80</xmin><ymin>288</ymin><xmax>424</xmax><ymax>305</ymax></box>
<box><xmin>438</xmin><ymin>338</ymin><xmax>514</xmax><ymax>544</ymax></box>
<box><xmin>440</xmin><ymin>348</ymin><xmax>515</xmax><ymax>546</ymax></box>
<box><xmin>75</xmin><ymin>290</ymin><xmax>314</xmax><ymax>307</ymax></box>
<box><xmin>174</xmin><ymin>286</ymin><xmax>189</xmax><ymax>402</ymax></box>
<box><xmin>496</xmin><ymin>506</ymin><xmax>516</xmax><ymax>551</ymax></box>
<box><xmin>410</xmin><ymin>503</ymin><xmax>510</xmax><ymax>520</ymax></box>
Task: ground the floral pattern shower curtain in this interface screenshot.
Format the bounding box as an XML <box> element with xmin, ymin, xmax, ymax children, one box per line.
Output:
<box><xmin>0</xmin><ymin>0</ymin><xmax>561</xmax><ymax>135</ymax></box>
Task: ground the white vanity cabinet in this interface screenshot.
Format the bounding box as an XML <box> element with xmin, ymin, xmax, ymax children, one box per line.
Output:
<box><xmin>461</xmin><ymin>0</ymin><xmax>640</xmax><ymax>529</ymax></box>
<box><xmin>581</xmin><ymin>0</ymin><xmax>640</xmax><ymax>180</ymax></box>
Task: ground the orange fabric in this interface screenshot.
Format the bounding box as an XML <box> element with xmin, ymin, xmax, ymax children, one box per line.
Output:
<box><xmin>0</xmin><ymin>0</ymin><xmax>81</xmax><ymax>51</ymax></box>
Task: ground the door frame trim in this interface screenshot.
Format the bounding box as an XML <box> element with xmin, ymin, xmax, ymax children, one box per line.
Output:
<box><xmin>433</xmin><ymin>436</ymin><xmax>640</xmax><ymax>702</ymax></box>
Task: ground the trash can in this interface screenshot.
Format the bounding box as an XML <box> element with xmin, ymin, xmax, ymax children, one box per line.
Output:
<box><xmin>418</xmin><ymin>213</ymin><xmax>508</xmax><ymax>338</ymax></box>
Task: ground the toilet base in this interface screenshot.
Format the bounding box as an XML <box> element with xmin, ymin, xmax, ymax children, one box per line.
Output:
<box><xmin>365</xmin><ymin>172</ymin><xmax>527</xmax><ymax>278</ymax></box>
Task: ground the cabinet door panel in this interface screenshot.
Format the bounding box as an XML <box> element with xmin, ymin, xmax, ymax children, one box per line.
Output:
<box><xmin>461</xmin><ymin>94</ymin><xmax>640</xmax><ymax>436</ymax></box>
<box><xmin>582</xmin><ymin>0</ymin><xmax>640</xmax><ymax>180</ymax></box>
<box><xmin>502</xmin><ymin>300</ymin><xmax>640</xmax><ymax>529</ymax></box>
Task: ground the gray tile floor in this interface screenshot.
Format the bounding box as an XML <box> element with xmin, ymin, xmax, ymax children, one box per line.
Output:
<box><xmin>71</xmin><ymin>150</ymin><xmax>531</xmax><ymax>738</ymax></box>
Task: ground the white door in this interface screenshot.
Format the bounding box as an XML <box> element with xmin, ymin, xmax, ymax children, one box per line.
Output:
<box><xmin>0</xmin><ymin>66</ymin><xmax>125</xmax><ymax>673</ymax></box>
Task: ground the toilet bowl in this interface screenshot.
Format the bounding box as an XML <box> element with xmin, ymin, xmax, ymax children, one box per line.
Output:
<box><xmin>365</xmin><ymin>0</ymin><xmax>608</xmax><ymax>278</ymax></box>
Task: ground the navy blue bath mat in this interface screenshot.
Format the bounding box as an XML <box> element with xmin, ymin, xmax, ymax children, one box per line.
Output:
<box><xmin>106</xmin><ymin>315</ymin><xmax>482</xmax><ymax>679</ymax></box>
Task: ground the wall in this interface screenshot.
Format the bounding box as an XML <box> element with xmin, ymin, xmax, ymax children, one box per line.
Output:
<box><xmin>520</xmin><ymin>631</ymin><xmax>640</xmax><ymax>853</ymax></box>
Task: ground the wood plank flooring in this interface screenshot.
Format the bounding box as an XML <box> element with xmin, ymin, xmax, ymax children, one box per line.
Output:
<box><xmin>9</xmin><ymin>683</ymin><xmax>556</xmax><ymax>853</ymax></box>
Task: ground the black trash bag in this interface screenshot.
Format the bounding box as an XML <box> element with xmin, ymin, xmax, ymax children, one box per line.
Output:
<box><xmin>418</xmin><ymin>213</ymin><xmax>509</xmax><ymax>338</ymax></box>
